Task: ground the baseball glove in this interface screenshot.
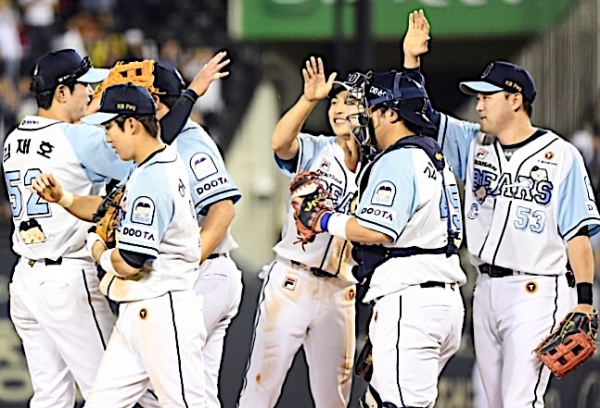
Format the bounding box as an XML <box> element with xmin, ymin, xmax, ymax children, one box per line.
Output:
<box><xmin>94</xmin><ymin>60</ymin><xmax>159</xmax><ymax>99</ymax></box>
<box><xmin>534</xmin><ymin>310</ymin><xmax>598</xmax><ymax>379</ymax></box>
<box><xmin>355</xmin><ymin>336</ymin><xmax>373</xmax><ymax>382</ymax></box>
<box><xmin>289</xmin><ymin>171</ymin><xmax>332</xmax><ymax>249</ymax></box>
<box><xmin>92</xmin><ymin>184</ymin><xmax>125</xmax><ymax>248</ymax></box>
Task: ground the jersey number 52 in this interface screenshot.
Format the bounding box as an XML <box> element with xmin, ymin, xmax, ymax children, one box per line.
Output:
<box><xmin>5</xmin><ymin>168</ymin><xmax>51</xmax><ymax>219</ymax></box>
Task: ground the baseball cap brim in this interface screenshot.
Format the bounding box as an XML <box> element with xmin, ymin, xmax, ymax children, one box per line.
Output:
<box><xmin>78</xmin><ymin>68</ymin><xmax>110</xmax><ymax>84</ymax></box>
<box><xmin>459</xmin><ymin>80</ymin><xmax>504</xmax><ymax>96</ymax></box>
<box><xmin>81</xmin><ymin>112</ymin><xmax>118</xmax><ymax>125</ymax></box>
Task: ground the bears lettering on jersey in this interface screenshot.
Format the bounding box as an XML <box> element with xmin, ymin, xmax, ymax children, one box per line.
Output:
<box><xmin>473</xmin><ymin>166</ymin><xmax>553</xmax><ymax>206</ymax></box>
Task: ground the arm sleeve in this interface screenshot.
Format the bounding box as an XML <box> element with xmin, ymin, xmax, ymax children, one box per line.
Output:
<box><xmin>274</xmin><ymin>133</ymin><xmax>331</xmax><ymax>176</ymax></box>
<box><xmin>63</xmin><ymin>123</ymin><xmax>134</xmax><ymax>183</ymax></box>
<box><xmin>558</xmin><ymin>145</ymin><xmax>600</xmax><ymax>240</ymax></box>
<box><xmin>403</xmin><ymin>67</ymin><xmax>479</xmax><ymax>182</ymax></box>
<box><xmin>116</xmin><ymin>170</ymin><xmax>172</xmax><ymax>258</ymax></box>
<box><xmin>176</xmin><ymin>130</ymin><xmax>242</xmax><ymax>216</ymax></box>
<box><xmin>119</xmin><ymin>248</ymin><xmax>152</xmax><ymax>268</ymax></box>
<box><xmin>355</xmin><ymin>150</ymin><xmax>418</xmax><ymax>241</ymax></box>
<box><xmin>161</xmin><ymin>89</ymin><xmax>199</xmax><ymax>144</ymax></box>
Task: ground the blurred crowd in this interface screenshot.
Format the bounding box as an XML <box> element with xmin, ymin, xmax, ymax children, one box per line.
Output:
<box><xmin>0</xmin><ymin>0</ymin><xmax>226</xmax><ymax>139</ymax></box>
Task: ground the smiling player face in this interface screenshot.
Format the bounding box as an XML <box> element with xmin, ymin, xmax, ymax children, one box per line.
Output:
<box><xmin>329</xmin><ymin>91</ymin><xmax>361</xmax><ymax>139</ymax></box>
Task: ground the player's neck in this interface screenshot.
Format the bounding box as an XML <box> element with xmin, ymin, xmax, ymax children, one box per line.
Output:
<box><xmin>377</xmin><ymin>126</ymin><xmax>414</xmax><ymax>150</ymax></box>
<box><xmin>135</xmin><ymin>138</ymin><xmax>166</xmax><ymax>164</ymax></box>
<box><xmin>37</xmin><ymin>108</ymin><xmax>71</xmax><ymax>123</ymax></box>
<box><xmin>495</xmin><ymin>119</ymin><xmax>537</xmax><ymax>146</ymax></box>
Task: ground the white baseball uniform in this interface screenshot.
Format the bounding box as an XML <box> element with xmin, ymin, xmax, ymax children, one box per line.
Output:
<box><xmin>437</xmin><ymin>113</ymin><xmax>600</xmax><ymax>408</ymax></box>
<box><xmin>355</xmin><ymin>137</ymin><xmax>466</xmax><ymax>408</ymax></box>
<box><xmin>173</xmin><ymin>120</ymin><xmax>243</xmax><ymax>408</ymax></box>
<box><xmin>238</xmin><ymin>133</ymin><xmax>357</xmax><ymax>408</ymax></box>
<box><xmin>3</xmin><ymin>116</ymin><xmax>136</xmax><ymax>407</ymax></box>
<box><xmin>87</xmin><ymin>145</ymin><xmax>207</xmax><ymax>407</ymax></box>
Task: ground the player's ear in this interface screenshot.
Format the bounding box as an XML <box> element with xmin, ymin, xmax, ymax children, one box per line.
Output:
<box><xmin>54</xmin><ymin>85</ymin><xmax>69</xmax><ymax>103</ymax></box>
<box><xmin>511</xmin><ymin>92</ymin><xmax>524</xmax><ymax>113</ymax></box>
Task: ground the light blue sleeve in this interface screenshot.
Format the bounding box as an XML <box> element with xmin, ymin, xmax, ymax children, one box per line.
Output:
<box><xmin>176</xmin><ymin>130</ymin><xmax>241</xmax><ymax>216</ymax></box>
<box><xmin>558</xmin><ymin>145</ymin><xmax>600</xmax><ymax>240</ymax></box>
<box><xmin>355</xmin><ymin>150</ymin><xmax>418</xmax><ymax>241</ymax></box>
<box><xmin>117</xmin><ymin>168</ymin><xmax>172</xmax><ymax>258</ymax></box>
<box><xmin>61</xmin><ymin>123</ymin><xmax>134</xmax><ymax>183</ymax></box>
<box><xmin>437</xmin><ymin>114</ymin><xmax>479</xmax><ymax>182</ymax></box>
<box><xmin>274</xmin><ymin>133</ymin><xmax>333</xmax><ymax>176</ymax></box>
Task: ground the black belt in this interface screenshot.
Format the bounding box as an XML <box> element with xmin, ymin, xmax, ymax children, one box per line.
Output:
<box><xmin>420</xmin><ymin>281</ymin><xmax>456</xmax><ymax>290</ymax></box>
<box><xmin>478</xmin><ymin>264</ymin><xmax>516</xmax><ymax>277</ymax></box>
<box><xmin>27</xmin><ymin>257</ymin><xmax>63</xmax><ymax>267</ymax></box>
<box><xmin>207</xmin><ymin>253</ymin><xmax>229</xmax><ymax>260</ymax></box>
<box><xmin>290</xmin><ymin>260</ymin><xmax>335</xmax><ymax>278</ymax></box>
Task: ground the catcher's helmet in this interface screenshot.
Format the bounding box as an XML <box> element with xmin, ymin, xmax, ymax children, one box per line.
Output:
<box><xmin>365</xmin><ymin>71</ymin><xmax>434</xmax><ymax>129</ymax></box>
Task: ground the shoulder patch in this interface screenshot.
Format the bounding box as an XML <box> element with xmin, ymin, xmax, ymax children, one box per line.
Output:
<box><xmin>190</xmin><ymin>153</ymin><xmax>217</xmax><ymax>181</ymax></box>
<box><xmin>371</xmin><ymin>181</ymin><xmax>396</xmax><ymax>206</ymax></box>
<box><xmin>131</xmin><ymin>196</ymin><xmax>155</xmax><ymax>225</ymax></box>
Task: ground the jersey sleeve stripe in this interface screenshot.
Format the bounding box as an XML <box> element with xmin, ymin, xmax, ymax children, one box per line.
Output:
<box><xmin>561</xmin><ymin>217</ymin><xmax>600</xmax><ymax>240</ymax></box>
<box><xmin>117</xmin><ymin>242</ymin><xmax>159</xmax><ymax>258</ymax></box>
<box><xmin>194</xmin><ymin>188</ymin><xmax>241</xmax><ymax>208</ymax></box>
<box><xmin>355</xmin><ymin>215</ymin><xmax>400</xmax><ymax>241</ymax></box>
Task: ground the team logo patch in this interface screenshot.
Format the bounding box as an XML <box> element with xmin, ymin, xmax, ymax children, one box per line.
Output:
<box><xmin>371</xmin><ymin>181</ymin><xmax>395</xmax><ymax>206</ymax></box>
<box><xmin>476</xmin><ymin>148</ymin><xmax>488</xmax><ymax>159</ymax></box>
<box><xmin>525</xmin><ymin>281</ymin><xmax>538</xmax><ymax>294</ymax></box>
<box><xmin>139</xmin><ymin>308</ymin><xmax>148</xmax><ymax>319</ymax></box>
<box><xmin>346</xmin><ymin>287</ymin><xmax>355</xmax><ymax>301</ymax></box>
<box><xmin>544</xmin><ymin>151</ymin><xmax>554</xmax><ymax>160</ymax></box>
<box><xmin>18</xmin><ymin>218</ymin><xmax>47</xmax><ymax>245</ymax></box>
<box><xmin>190</xmin><ymin>153</ymin><xmax>218</xmax><ymax>181</ymax></box>
<box><xmin>131</xmin><ymin>197</ymin><xmax>155</xmax><ymax>225</ymax></box>
<box><xmin>320</xmin><ymin>158</ymin><xmax>330</xmax><ymax>171</ymax></box>
<box><xmin>283</xmin><ymin>276</ymin><xmax>297</xmax><ymax>291</ymax></box>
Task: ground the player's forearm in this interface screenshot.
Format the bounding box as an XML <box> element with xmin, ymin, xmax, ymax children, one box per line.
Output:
<box><xmin>271</xmin><ymin>95</ymin><xmax>318</xmax><ymax>160</ymax></box>
<box><xmin>199</xmin><ymin>200</ymin><xmax>235</xmax><ymax>263</ymax></box>
<box><xmin>321</xmin><ymin>214</ymin><xmax>392</xmax><ymax>244</ymax></box>
<box><xmin>93</xmin><ymin>247</ymin><xmax>141</xmax><ymax>277</ymax></box>
<box><xmin>63</xmin><ymin>195</ymin><xmax>103</xmax><ymax>222</ymax></box>
<box><xmin>567</xmin><ymin>234</ymin><xmax>594</xmax><ymax>284</ymax></box>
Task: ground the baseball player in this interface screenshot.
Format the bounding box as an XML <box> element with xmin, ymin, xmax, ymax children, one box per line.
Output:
<box><xmin>309</xmin><ymin>70</ymin><xmax>466</xmax><ymax>408</ymax></box>
<box><xmin>32</xmin><ymin>84</ymin><xmax>208</xmax><ymax>407</ymax></box>
<box><xmin>2</xmin><ymin>49</ymin><xmax>135</xmax><ymax>408</ymax></box>
<box><xmin>151</xmin><ymin>61</ymin><xmax>243</xmax><ymax>408</ymax></box>
<box><xmin>403</xmin><ymin>11</ymin><xmax>600</xmax><ymax>407</ymax></box>
<box><xmin>237</xmin><ymin>57</ymin><xmax>359</xmax><ymax>408</ymax></box>
<box><xmin>3</xmin><ymin>48</ymin><xmax>222</xmax><ymax>408</ymax></box>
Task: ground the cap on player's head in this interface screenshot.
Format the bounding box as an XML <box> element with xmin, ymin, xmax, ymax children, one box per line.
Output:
<box><xmin>153</xmin><ymin>62</ymin><xmax>185</xmax><ymax>96</ymax></box>
<box><xmin>459</xmin><ymin>61</ymin><xmax>537</xmax><ymax>103</ymax></box>
<box><xmin>31</xmin><ymin>49</ymin><xmax>109</xmax><ymax>93</ymax></box>
<box><xmin>365</xmin><ymin>70</ymin><xmax>434</xmax><ymax>129</ymax></box>
<box><xmin>329</xmin><ymin>71</ymin><xmax>367</xmax><ymax>99</ymax></box>
<box><xmin>81</xmin><ymin>83</ymin><xmax>156</xmax><ymax>125</ymax></box>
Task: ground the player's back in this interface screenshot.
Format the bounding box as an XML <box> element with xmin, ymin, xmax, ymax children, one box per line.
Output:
<box><xmin>3</xmin><ymin>116</ymin><xmax>131</xmax><ymax>261</ymax></box>
<box><xmin>359</xmin><ymin>146</ymin><xmax>466</xmax><ymax>302</ymax></box>
<box><xmin>171</xmin><ymin>120</ymin><xmax>241</xmax><ymax>254</ymax></box>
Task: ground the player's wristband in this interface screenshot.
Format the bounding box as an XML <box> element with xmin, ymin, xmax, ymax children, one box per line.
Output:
<box><xmin>576</xmin><ymin>282</ymin><xmax>593</xmax><ymax>305</ymax></box>
<box><xmin>57</xmin><ymin>191</ymin><xmax>74</xmax><ymax>208</ymax></box>
<box><xmin>100</xmin><ymin>249</ymin><xmax>126</xmax><ymax>278</ymax></box>
<box><xmin>322</xmin><ymin>213</ymin><xmax>350</xmax><ymax>240</ymax></box>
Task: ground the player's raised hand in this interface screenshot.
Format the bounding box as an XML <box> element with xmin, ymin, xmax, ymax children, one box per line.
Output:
<box><xmin>29</xmin><ymin>173</ymin><xmax>64</xmax><ymax>203</ymax></box>
<box><xmin>188</xmin><ymin>51</ymin><xmax>231</xmax><ymax>97</ymax></box>
<box><xmin>302</xmin><ymin>56</ymin><xmax>337</xmax><ymax>103</ymax></box>
<box><xmin>403</xmin><ymin>10</ymin><xmax>430</xmax><ymax>68</ymax></box>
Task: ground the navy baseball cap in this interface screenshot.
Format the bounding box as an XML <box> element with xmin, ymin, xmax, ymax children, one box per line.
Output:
<box><xmin>153</xmin><ymin>62</ymin><xmax>185</xmax><ymax>96</ymax></box>
<box><xmin>460</xmin><ymin>61</ymin><xmax>537</xmax><ymax>103</ymax></box>
<box><xmin>81</xmin><ymin>83</ymin><xmax>156</xmax><ymax>125</ymax></box>
<box><xmin>31</xmin><ymin>49</ymin><xmax>109</xmax><ymax>92</ymax></box>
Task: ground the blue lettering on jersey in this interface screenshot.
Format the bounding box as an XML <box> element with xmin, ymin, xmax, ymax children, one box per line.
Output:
<box><xmin>474</xmin><ymin>167</ymin><xmax>553</xmax><ymax>206</ymax></box>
